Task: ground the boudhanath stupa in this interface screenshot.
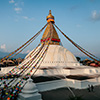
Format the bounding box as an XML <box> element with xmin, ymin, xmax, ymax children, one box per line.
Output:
<box><xmin>0</xmin><ymin>10</ymin><xmax>100</xmax><ymax>100</ymax></box>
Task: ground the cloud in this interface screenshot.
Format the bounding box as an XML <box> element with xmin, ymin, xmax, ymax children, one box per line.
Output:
<box><xmin>9</xmin><ymin>0</ymin><xmax>24</xmax><ymax>15</ymax></box>
<box><xmin>23</xmin><ymin>16</ymin><xmax>28</xmax><ymax>20</ymax></box>
<box><xmin>26</xmin><ymin>50</ymin><xmax>30</xmax><ymax>54</ymax></box>
<box><xmin>74</xmin><ymin>52</ymin><xmax>85</xmax><ymax>57</ymax></box>
<box><xmin>9</xmin><ymin>0</ymin><xmax>14</xmax><ymax>3</ymax></box>
<box><xmin>0</xmin><ymin>44</ymin><xmax>7</xmax><ymax>52</ymax></box>
<box><xmin>15</xmin><ymin>2</ymin><xmax>24</xmax><ymax>6</ymax></box>
<box><xmin>91</xmin><ymin>10</ymin><xmax>100</xmax><ymax>21</ymax></box>
<box><xmin>23</xmin><ymin>16</ymin><xmax>34</xmax><ymax>21</ymax></box>
<box><xmin>14</xmin><ymin>3</ymin><xmax>18</xmax><ymax>6</ymax></box>
<box><xmin>14</xmin><ymin>7</ymin><xmax>22</xmax><ymax>13</ymax></box>
<box><xmin>22</xmin><ymin>50</ymin><xmax>30</xmax><ymax>54</ymax></box>
<box><xmin>76</xmin><ymin>24</ymin><xmax>81</xmax><ymax>28</ymax></box>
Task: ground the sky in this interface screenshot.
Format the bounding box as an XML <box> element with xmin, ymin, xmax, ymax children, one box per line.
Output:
<box><xmin>0</xmin><ymin>0</ymin><xmax>100</xmax><ymax>58</ymax></box>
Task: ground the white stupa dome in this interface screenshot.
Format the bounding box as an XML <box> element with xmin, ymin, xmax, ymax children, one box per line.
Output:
<box><xmin>40</xmin><ymin>45</ymin><xmax>80</xmax><ymax>68</ymax></box>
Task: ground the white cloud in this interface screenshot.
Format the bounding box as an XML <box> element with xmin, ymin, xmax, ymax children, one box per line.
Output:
<box><xmin>76</xmin><ymin>24</ymin><xmax>81</xmax><ymax>28</ymax></box>
<box><xmin>14</xmin><ymin>7</ymin><xmax>22</xmax><ymax>13</ymax></box>
<box><xmin>15</xmin><ymin>2</ymin><xmax>24</xmax><ymax>6</ymax></box>
<box><xmin>92</xmin><ymin>10</ymin><xmax>97</xmax><ymax>18</ymax></box>
<box><xmin>0</xmin><ymin>44</ymin><xmax>7</xmax><ymax>51</ymax></box>
<box><xmin>9</xmin><ymin>0</ymin><xmax>24</xmax><ymax>15</ymax></box>
<box><xmin>23</xmin><ymin>16</ymin><xmax>28</xmax><ymax>20</ymax></box>
<box><xmin>26</xmin><ymin>50</ymin><xmax>30</xmax><ymax>54</ymax></box>
<box><xmin>9</xmin><ymin>0</ymin><xmax>15</xmax><ymax>3</ymax></box>
<box><xmin>23</xmin><ymin>16</ymin><xmax>34</xmax><ymax>21</ymax></box>
<box><xmin>74</xmin><ymin>52</ymin><xmax>84</xmax><ymax>57</ymax></box>
<box><xmin>91</xmin><ymin>10</ymin><xmax>100</xmax><ymax>21</ymax></box>
<box><xmin>14</xmin><ymin>3</ymin><xmax>18</xmax><ymax>6</ymax></box>
<box><xmin>22</xmin><ymin>50</ymin><xmax>30</xmax><ymax>54</ymax></box>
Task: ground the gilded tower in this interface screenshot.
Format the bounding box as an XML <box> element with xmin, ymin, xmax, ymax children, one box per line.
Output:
<box><xmin>41</xmin><ymin>10</ymin><xmax>60</xmax><ymax>45</ymax></box>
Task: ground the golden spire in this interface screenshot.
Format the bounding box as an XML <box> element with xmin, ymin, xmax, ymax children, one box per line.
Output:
<box><xmin>41</xmin><ymin>10</ymin><xmax>60</xmax><ymax>45</ymax></box>
<box><xmin>46</xmin><ymin>10</ymin><xmax>55</xmax><ymax>23</ymax></box>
